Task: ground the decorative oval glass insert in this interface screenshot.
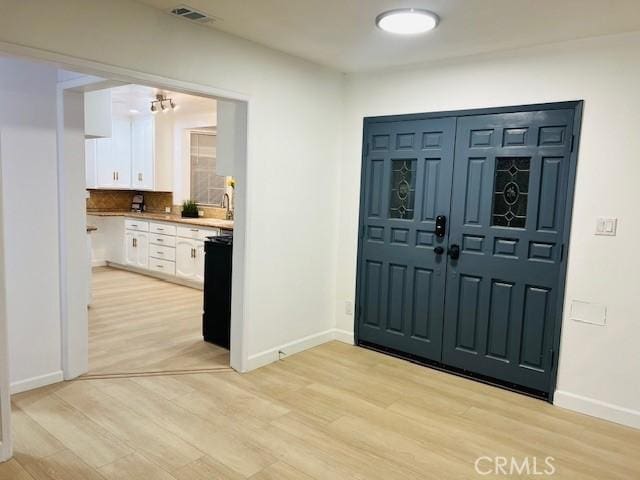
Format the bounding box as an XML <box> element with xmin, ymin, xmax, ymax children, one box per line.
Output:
<box><xmin>503</xmin><ymin>181</ymin><xmax>520</xmax><ymax>205</ymax></box>
<box><xmin>398</xmin><ymin>180</ymin><xmax>410</xmax><ymax>199</ymax></box>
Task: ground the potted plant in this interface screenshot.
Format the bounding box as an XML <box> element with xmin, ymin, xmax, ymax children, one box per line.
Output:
<box><xmin>181</xmin><ymin>200</ymin><xmax>199</xmax><ymax>218</ymax></box>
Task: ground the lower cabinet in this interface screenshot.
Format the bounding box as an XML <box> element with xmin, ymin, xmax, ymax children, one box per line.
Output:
<box><xmin>124</xmin><ymin>231</ymin><xmax>149</xmax><ymax>269</ymax></box>
<box><xmin>175</xmin><ymin>238</ymin><xmax>205</xmax><ymax>282</ymax></box>
<box><xmin>119</xmin><ymin>218</ymin><xmax>218</xmax><ymax>284</ymax></box>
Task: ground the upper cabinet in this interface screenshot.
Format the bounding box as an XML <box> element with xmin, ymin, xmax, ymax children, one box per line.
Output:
<box><xmin>131</xmin><ymin>115</ymin><xmax>154</xmax><ymax>190</ymax></box>
<box><xmin>84</xmin><ymin>90</ymin><xmax>113</xmax><ymax>139</ymax></box>
<box><xmin>86</xmin><ymin>113</ymin><xmax>172</xmax><ymax>191</ymax></box>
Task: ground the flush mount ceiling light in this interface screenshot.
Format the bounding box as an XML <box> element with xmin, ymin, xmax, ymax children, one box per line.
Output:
<box><xmin>376</xmin><ymin>8</ymin><xmax>439</xmax><ymax>35</ymax></box>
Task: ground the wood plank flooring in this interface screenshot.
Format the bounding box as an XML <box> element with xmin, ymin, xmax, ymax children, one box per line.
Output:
<box><xmin>88</xmin><ymin>267</ymin><xmax>229</xmax><ymax>375</ymax></box>
<box><xmin>4</xmin><ymin>341</ymin><xmax>640</xmax><ymax>479</ymax></box>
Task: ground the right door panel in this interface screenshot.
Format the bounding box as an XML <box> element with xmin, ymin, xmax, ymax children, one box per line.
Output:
<box><xmin>442</xmin><ymin>109</ymin><xmax>574</xmax><ymax>393</ymax></box>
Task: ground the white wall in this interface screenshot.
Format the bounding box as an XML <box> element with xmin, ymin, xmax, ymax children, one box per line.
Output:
<box><xmin>0</xmin><ymin>0</ymin><xmax>343</xmax><ymax>371</ymax></box>
<box><xmin>0</xmin><ymin>127</ymin><xmax>12</xmax><ymax>461</ymax></box>
<box><xmin>60</xmin><ymin>90</ymin><xmax>89</xmax><ymax>379</ymax></box>
<box><xmin>337</xmin><ymin>32</ymin><xmax>640</xmax><ymax>428</ymax></box>
<box><xmin>0</xmin><ymin>57</ymin><xmax>63</xmax><ymax>393</ymax></box>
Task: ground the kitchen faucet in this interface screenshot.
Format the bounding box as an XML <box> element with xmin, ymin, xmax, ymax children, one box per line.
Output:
<box><xmin>223</xmin><ymin>193</ymin><xmax>233</xmax><ymax>220</ymax></box>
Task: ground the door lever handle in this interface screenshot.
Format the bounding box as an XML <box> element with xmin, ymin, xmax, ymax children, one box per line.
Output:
<box><xmin>447</xmin><ymin>244</ymin><xmax>460</xmax><ymax>260</ymax></box>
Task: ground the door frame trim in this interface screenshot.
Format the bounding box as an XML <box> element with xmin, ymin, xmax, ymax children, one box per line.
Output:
<box><xmin>355</xmin><ymin>100</ymin><xmax>584</xmax><ymax>401</ymax></box>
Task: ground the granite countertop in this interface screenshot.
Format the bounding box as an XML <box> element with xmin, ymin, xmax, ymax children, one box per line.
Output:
<box><xmin>87</xmin><ymin>211</ymin><xmax>234</xmax><ymax>230</ymax></box>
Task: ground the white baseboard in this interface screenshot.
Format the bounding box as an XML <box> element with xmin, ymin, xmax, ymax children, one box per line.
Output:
<box><xmin>91</xmin><ymin>259</ymin><xmax>107</xmax><ymax>267</ymax></box>
<box><xmin>106</xmin><ymin>262</ymin><xmax>203</xmax><ymax>290</ymax></box>
<box><xmin>10</xmin><ymin>370</ymin><xmax>64</xmax><ymax>395</ymax></box>
<box><xmin>245</xmin><ymin>328</ymin><xmax>355</xmax><ymax>372</ymax></box>
<box><xmin>332</xmin><ymin>328</ymin><xmax>355</xmax><ymax>345</ymax></box>
<box><xmin>554</xmin><ymin>390</ymin><xmax>640</xmax><ymax>430</ymax></box>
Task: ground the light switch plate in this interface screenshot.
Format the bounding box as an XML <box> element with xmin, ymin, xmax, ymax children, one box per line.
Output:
<box><xmin>345</xmin><ymin>300</ymin><xmax>354</xmax><ymax>316</ymax></box>
<box><xmin>570</xmin><ymin>300</ymin><xmax>606</xmax><ymax>326</ymax></box>
<box><xmin>595</xmin><ymin>217</ymin><xmax>617</xmax><ymax>236</ymax></box>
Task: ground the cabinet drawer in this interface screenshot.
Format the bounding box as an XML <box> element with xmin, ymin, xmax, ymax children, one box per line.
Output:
<box><xmin>149</xmin><ymin>233</ymin><xmax>176</xmax><ymax>247</ymax></box>
<box><xmin>149</xmin><ymin>258</ymin><xmax>175</xmax><ymax>275</ymax></box>
<box><xmin>149</xmin><ymin>244</ymin><xmax>176</xmax><ymax>262</ymax></box>
<box><xmin>125</xmin><ymin>219</ymin><xmax>149</xmax><ymax>232</ymax></box>
<box><xmin>149</xmin><ymin>222</ymin><xmax>177</xmax><ymax>236</ymax></box>
<box><xmin>176</xmin><ymin>225</ymin><xmax>219</xmax><ymax>241</ymax></box>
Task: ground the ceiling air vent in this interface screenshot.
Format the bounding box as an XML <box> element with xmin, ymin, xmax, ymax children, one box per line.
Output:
<box><xmin>169</xmin><ymin>5</ymin><xmax>215</xmax><ymax>24</ymax></box>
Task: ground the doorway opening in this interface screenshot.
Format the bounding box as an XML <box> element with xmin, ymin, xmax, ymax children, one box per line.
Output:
<box><xmin>355</xmin><ymin>102</ymin><xmax>583</xmax><ymax>400</ymax></box>
<box><xmin>0</xmin><ymin>52</ymin><xmax>249</xmax><ymax>398</ymax></box>
<box><xmin>84</xmin><ymin>84</ymin><xmax>234</xmax><ymax>377</ymax></box>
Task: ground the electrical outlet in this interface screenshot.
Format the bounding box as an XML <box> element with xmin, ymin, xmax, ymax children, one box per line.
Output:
<box><xmin>198</xmin><ymin>209</ymin><xmax>204</xmax><ymax>217</ymax></box>
<box><xmin>595</xmin><ymin>217</ymin><xmax>617</xmax><ymax>236</ymax></box>
<box><xmin>165</xmin><ymin>206</ymin><xmax>171</xmax><ymax>213</ymax></box>
<box><xmin>345</xmin><ymin>300</ymin><xmax>354</xmax><ymax>315</ymax></box>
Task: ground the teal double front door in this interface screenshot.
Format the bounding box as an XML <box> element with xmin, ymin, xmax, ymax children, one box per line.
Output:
<box><xmin>356</xmin><ymin>103</ymin><xmax>580</xmax><ymax>396</ymax></box>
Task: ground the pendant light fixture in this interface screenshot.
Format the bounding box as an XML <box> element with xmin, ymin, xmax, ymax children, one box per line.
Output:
<box><xmin>150</xmin><ymin>93</ymin><xmax>177</xmax><ymax>114</ymax></box>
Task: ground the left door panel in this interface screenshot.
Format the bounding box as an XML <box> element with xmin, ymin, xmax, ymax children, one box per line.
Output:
<box><xmin>356</xmin><ymin>118</ymin><xmax>456</xmax><ymax>362</ymax></box>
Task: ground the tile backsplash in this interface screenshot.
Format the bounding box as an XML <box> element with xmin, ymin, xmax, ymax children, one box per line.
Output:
<box><xmin>87</xmin><ymin>189</ymin><xmax>232</xmax><ymax>219</ymax></box>
<box><xmin>170</xmin><ymin>204</ymin><xmax>230</xmax><ymax>220</ymax></box>
<box><xmin>86</xmin><ymin>190</ymin><xmax>173</xmax><ymax>213</ymax></box>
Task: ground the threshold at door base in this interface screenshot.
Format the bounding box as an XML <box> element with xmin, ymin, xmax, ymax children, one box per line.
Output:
<box><xmin>78</xmin><ymin>366</ymin><xmax>233</xmax><ymax>380</ymax></box>
<box><xmin>358</xmin><ymin>340</ymin><xmax>549</xmax><ymax>401</ymax></box>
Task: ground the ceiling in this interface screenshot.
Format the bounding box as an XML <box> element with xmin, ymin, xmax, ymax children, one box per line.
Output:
<box><xmin>110</xmin><ymin>84</ymin><xmax>216</xmax><ymax>115</ymax></box>
<box><xmin>137</xmin><ymin>0</ymin><xmax>640</xmax><ymax>72</ymax></box>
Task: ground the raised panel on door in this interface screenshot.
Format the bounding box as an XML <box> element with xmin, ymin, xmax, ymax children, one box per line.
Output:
<box><xmin>85</xmin><ymin>139</ymin><xmax>97</xmax><ymax>188</ymax></box>
<box><xmin>356</xmin><ymin>117</ymin><xmax>456</xmax><ymax>361</ymax></box>
<box><xmin>96</xmin><ymin>137</ymin><xmax>115</xmax><ymax>187</ymax></box>
<box><xmin>442</xmin><ymin>108</ymin><xmax>574</xmax><ymax>394</ymax></box>
<box><xmin>124</xmin><ymin>231</ymin><xmax>136</xmax><ymax>266</ymax></box>
<box><xmin>176</xmin><ymin>239</ymin><xmax>197</xmax><ymax>279</ymax></box>
<box><xmin>113</xmin><ymin>116</ymin><xmax>132</xmax><ymax>187</ymax></box>
<box><xmin>195</xmin><ymin>242</ymin><xmax>205</xmax><ymax>283</ymax></box>
<box><xmin>131</xmin><ymin>116</ymin><xmax>154</xmax><ymax>190</ymax></box>
<box><xmin>135</xmin><ymin>232</ymin><xmax>149</xmax><ymax>269</ymax></box>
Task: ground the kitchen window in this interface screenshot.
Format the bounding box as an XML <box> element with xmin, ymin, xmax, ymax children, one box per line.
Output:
<box><xmin>190</xmin><ymin>131</ymin><xmax>226</xmax><ymax>206</ymax></box>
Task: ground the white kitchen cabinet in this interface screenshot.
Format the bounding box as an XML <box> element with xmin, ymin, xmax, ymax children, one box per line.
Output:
<box><xmin>84</xmin><ymin>89</ymin><xmax>112</xmax><ymax>139</ymax></box>
<box><xmin>176</xmin><ymin>225</ymin><xmax>218</xmax><ymax>241</ymax></box>
<box><xmin>131</xmin><ymin>115</ymin><xmax>154</xmax><ymax>190</ymax></box>
<box><xmin>176</xmin><ymin>238</ymin><xmax>204</xmax><ymax>281</ymax></box>
<box><xmin>149</xmin><ymin>258</ymin><xmax>176</xmax><ymax>275</ymax></box>
<box><xmin>95</xmin><ymin>136</ymin><xmax>115</xmax><ymax>187</ymax></box>
<box><xmin>86</xmin><ymin>111</ymin><xmax>172</xmax><ymax>191</ymax></box>
<box><xmin>85</xmin><ymin>139</ymin><xmax>97</xmax><ymax>188</ymax></box>
<box><xmin>124</xmin><ymin>219</ymin><xmax>149</xmax><ymax>232</ymax></box>
<box><xmin>195</xmin><ymin>241</ymin><xmax>206</xmax><ymax>283</ymax></box>
<box><xmin>112</xmin><ymin>116</ymin><xmax>132</xmax><ymax>187</ymax></box>
<box><xmin>116</xmin><ymin>217</ymin><xmax>220</xmax><ymax>285</ymax></box>
<box><xmin>124</xmin><ymin>231</ymin><xmax>149</xmax><ymax>269</ymax></box>
<box><xmin>90</xmin><ymin>115</ymin><xmax>131</xmax><ymax>188</ymax></box>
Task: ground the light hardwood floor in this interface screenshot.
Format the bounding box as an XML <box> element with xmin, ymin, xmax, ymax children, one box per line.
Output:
<box><xmin>88</xmin><ymin>267</ymin><xmax>229</xmax><ymax>375</ymax></box>
<box><xmin>3</xmin><ymin>341</ymin><xmax>640</xmax><ymax>479</ymax></box>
